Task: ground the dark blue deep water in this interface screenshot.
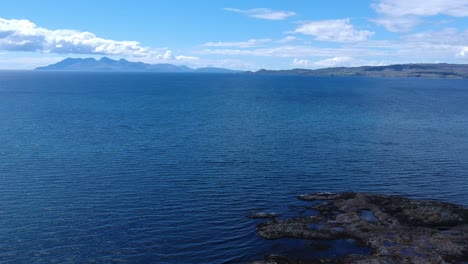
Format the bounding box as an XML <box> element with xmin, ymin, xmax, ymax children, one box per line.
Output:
<box><xmin>0</xmin><ymin>72</ymin><xmax>467</xmax><ymax>263</ymax></box>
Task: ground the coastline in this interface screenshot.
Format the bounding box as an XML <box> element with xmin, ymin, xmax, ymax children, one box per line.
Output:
<box><xmin>250</xmin><ymin>192</ymin><xmax>468</xmax><ymax>263</ymax></box>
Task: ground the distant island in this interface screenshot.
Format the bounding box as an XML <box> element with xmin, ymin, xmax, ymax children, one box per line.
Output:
<box><xmin>251</xmin><ymin>63</ymin><xmax>468</xmax><ymax>79</ymax></box>
<box><xmin>35</xmin><ymin>57</ymin><xmax>241</xmax><ymax>73</ymax></box>
<box><xmin>37</xmin><ymin>58</ymin><xmax>468</xmax><ymax>78</ymax></box>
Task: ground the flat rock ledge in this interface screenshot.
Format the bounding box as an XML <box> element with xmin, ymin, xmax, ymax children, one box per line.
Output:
<box><xmin>251</xmin><ymin>192</ymin><xmax>467</xmax><ymax>264</ymax></box>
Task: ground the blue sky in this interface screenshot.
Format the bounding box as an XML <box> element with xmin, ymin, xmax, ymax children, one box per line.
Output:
<box><xmin>1</xmin><ymin>0</ymin><xmax>468</xmax><ymax>70</ymax></box>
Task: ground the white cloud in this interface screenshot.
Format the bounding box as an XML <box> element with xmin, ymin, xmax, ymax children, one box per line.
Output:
<box><xmin>372</xmin><ymin>0</ymin><xmax>468</xmax><ymax>32</ymax></box>
<box><xmin>458</xmin><ymin>46</ymin><xmax>468</xmax><ymax>57</ymax></box>
<box><xmin>372</xmin><ymin>16</ymin><xmax>421</xmax><ymax>32</ymax></box>
<box><xmin>403</xmin><ymin>28</ymin><xmax>468</xmax><ymax>45</ymax></box>
<box><xmin>200</xmin><ymin>45</ymin><xmax>389</xmax><ymax>59</ymax></box>
<box><xmin>292</xmin><ymin>19</ymin><xmax>374</xmax><ymax>42</ymax></box>
<box><xmin>202</xmin><ymin>44</ymin><xmax>388</xmax><ymax>58</ymax></box>
<box><xmin>373</xmin><ymin>0</ymin><xmax>468</xmax><ymax>17</ymax></box>
<box><xmin>0</xmin><ymin>18</ymin><xmax>194</xmax><ymax>61</ymax></box>
<box><xmin>278</xmin><ymin>36</ymin><xmax>297</xmax><ymax>43</ymax></box>
<box><xmin>175</xmin><ymin>55</ymin><xmax>199</xmax><ymax>61</ymax></box>
<box><xmin>201</xmin><ymin>33</ymin><xmax>468</xmax><ymax>64</ymax></box>
<box><xmin>313</xmin><ymin>56</ymin><xmax>353</xmax><ymax>67</ymax></box>
<box><xmin>291</xmin><ymin>57</ymin><xmax>386</xmax><ymax>69</ymax></box>
<box><xmin>224</xmin><ymin>8</ymin><xmax>296</xmax><ymax>20</ymax></box>
<box><xmin>0</xmin><ymin>18</ymin><xmax>148</xmax><ymax>56</ymax></box>
<box><xmin>157</xmin><ymin>50</ymin><xmax>173</xmax><ymax>60</ymax></box>
<box><xmin>291</xmin><ymin>58</ymin><xmax>313</xmax><ymax>68</ymax></box>
<box><xmin>202</xmin><ymin>38</ymin><xmax>272</xmax><ymax>48</ymax></box>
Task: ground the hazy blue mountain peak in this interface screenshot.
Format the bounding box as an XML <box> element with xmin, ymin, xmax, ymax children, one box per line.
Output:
<box><xmin>36</xmin><ymin>57</ymin><xmax>241</xmax><ymax>73</ymax></box>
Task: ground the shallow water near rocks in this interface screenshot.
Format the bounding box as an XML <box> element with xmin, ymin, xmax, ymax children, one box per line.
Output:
<box><xmin>265</xmin><ymin>238</ymin><xmax>372</xmax><ymax>260</ymax></box>
<box><xmin>361</xmin><ymin>210</ymin><xmax>378</xmax><ymax>222</ymax></box>
<box><xmin>0</xmin><ymin>72</ymin><xmax>467</xmax><ymax>263</ymax></box>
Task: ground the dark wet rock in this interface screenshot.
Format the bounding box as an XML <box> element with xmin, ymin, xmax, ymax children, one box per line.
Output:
<box><xmin>251</xmin><ymin>192</ymin><xmax>468</xmax><ymax>264</ymax></box>
<box><xmin>249</xmin><ymin>212</ymin><xmax>281</xmax><ymax>219</ymax></box>
<box><xmin>366</xmin><ymin>194</ymin><xmax>467</xmax><ymax>227</ymax></box>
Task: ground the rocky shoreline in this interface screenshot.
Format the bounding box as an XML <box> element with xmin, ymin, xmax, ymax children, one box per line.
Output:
<box><xmin>250</xmin><ymin>192</ymin><xmax>467</xmax><ymax>263</ymax></box>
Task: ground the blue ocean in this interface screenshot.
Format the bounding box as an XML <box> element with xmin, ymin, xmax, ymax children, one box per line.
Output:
<box><xmin>0</xmin><ymin>72</ymin><xmax>467</xmax><ymax>263</ymax></box>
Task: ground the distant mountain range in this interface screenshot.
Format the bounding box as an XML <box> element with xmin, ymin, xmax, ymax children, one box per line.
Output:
<box><xmin>250</xmin><ymin>64</ymin><xmax>468</xmax><ymax>79</ymax></box>
<box><xmin>36</xmin><ymin>57</ymin><xmax>241</xmax><ymax>73</ymax></box>
<box><xmin>36</xmin><ymin>58</ymin><xmax>468</xmax><ymax>78</ymax></box>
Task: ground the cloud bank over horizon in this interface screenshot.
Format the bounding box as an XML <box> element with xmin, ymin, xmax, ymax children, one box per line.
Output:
<box><xmin>0</xmin><ymin>18</ymin><xmax>197</xmax><ymax>63</ymax></box>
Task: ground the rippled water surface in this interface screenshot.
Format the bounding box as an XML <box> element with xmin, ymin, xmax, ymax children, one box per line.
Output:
<box><xmin>0</xmin><ymin>72</ymin><xmax>467</xmax><ymax>263</ymax></box>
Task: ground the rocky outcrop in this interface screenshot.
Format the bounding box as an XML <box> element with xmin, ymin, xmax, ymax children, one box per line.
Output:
<box><xmin>252</xmin><ymin>192</ymin><xmax>467</xmax><ymax>263</ymax></box>
<box><xmin>248</xmin><ymin>212</ymin><xmax>282</xmax><ymax>219</ymax></box>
